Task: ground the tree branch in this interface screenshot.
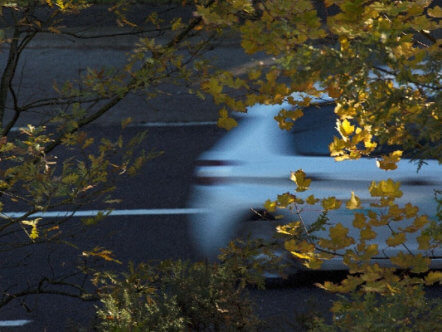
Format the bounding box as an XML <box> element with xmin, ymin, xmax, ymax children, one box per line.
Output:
<box><xmin>19</xmin><ymin>95</ymin><xmax>107</xmax><ymax>112</ymax></box>
<box><xmin>1</xmin><ymin>29</ymin><xmax>38</xmax><ymax>135</ymax></box>
<box><xmin>0</xmin><ymin>24</ymin><xmax>21</xmax><ymax>129</ymax></box>
<box><xmin>50</xmin><ymin>26</ymin><xmax>172</xmax><ymax>40</ymax></box>
<box><xmin>44</xmin><ymin>0</ymin><xmax>217</xmax><ymax>155</ymax></box>
<box><xmin>0</xmin><ymin>278</ymin><xmax>97</xmax><ymax>309</ymax></box>
<box><xmin>372</xmin><ymin>65</ymin><xmax>441</xmax><ymax>91</ymax></box>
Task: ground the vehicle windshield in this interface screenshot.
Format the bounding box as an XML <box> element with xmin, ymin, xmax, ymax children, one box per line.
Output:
<box><xmin>288</xmin><ymin>104</ymin><xmax>437</xmax><ymax>160</ymax></box>
<box><xmin>291</xmin><ymin>104</ymin><xmax>336</xmax><ymax>156</ymax></box>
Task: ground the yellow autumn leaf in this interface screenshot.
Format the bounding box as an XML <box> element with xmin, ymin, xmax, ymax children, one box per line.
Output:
<box><xmin>29</xmin><ymin>225</ymin><xmax>39</xmax><ymax>240</ymax></box>
<box><xmin>360</xmin><ymin>226</ymin><xmax>377</xmax><ymax>241</ymax></box>
<box><xmin>352</xmin><ymin>213</ymin><xmax>366</xmax><ymax>229</ymax></box>
<box><xmin>304</xmin><ymin>257</ymin><xmax>323</xmax><ymax>270</ymax></box>
<box><xmin>388</xmin><ymin>204</ymin><xmax>402</xmax><ymax>221</ymax></box>
<box><xmin>321</xmin><ymin>196</ymin><xmax>342</xmax><ymax>210</ymax></box>
<box><xmin>361</xmin><ymin>243</ymin><xmax>379</xmax><ymax>260</ymax></box>
<box><xmin>417</xmin><ymin>233</ymin><xmax>431</xmax><ymax>250</ymax></box>
<box><xmin>277</xmin><ymin>222</ymin><xmax>302</xmax><ymax>236</ymax></box>
<box><xmin>82</xmin><ymin>247</ymin><xmax>122</xmax><ymax>264</ymax></box>
<box><xmin>247</xmin><ymin>68</ymin><xmax>261</xmax><ymax>80</ymax></box>
<box><xmin>428</xmin><ymin>5</ymin><xmax>442</xmax><ymax>18</ymax></box>
<box><xmin>400</xmin><ymin>215</ymin><xmax>430</xmax><ymax>234</ymax></box>
<box><xmin>425</xmin><ymin>271</ymin><xmax>442</xmax><ymax>286</ymax></box>
<box><xmin>306</xmin><ymin>194</ymin><xmax>319</xmax><ymax>205</ymax></box>
<box><xmin>46</xmin><ymin>24</ymin><xmax>62</xmax><ymax>33</ymax></box>
<box><xmin>298</xmin><ymin>239</ymin><xmax>316</xmax><ymax>252</ymax></box>
<box><xmin>410</xmin><ymin>254</ymin><xmax>430</xmax><ymax>274</ymax></box>
<box><xmin>286</xmin><ymin>109</ymin><xmax>304</xmax><ymax>121</ymax></box>
<box><xmin>291</xmin><ymin>79</ymin><xmax>314</xmax><ymax>92</ymax></box>
<box><xmin>284</xmin><ymin>239</ymin><xmax>297</xmax><ymax>252</ymax></box>
<box><xmin>386</xmin><ymin>232</ymin><xmax>406</xmax><ymax>247</ymax></box>
<box><xmin>376</xmin><ymin>150</ymin><xmax>403</xmax><ymax>170</ymax></box>
<box><xmin>413</xmin><ymin>215</ymin><xmax>429</xmax><ymax>228</ymax></box>
<box><xmin>274</xmin><ymin>113</ymin><xmax>294</xmax><ymax>130</ymax></box>
<box><xmin>364</xmin><ymin>139</ymin><xmax>377</xmax><ymax>149</ymax></box>
<box><xmin>277</xmin><ymin>192</ymin><xmax>295</xmax><ymax>208</ymax></box>
<box><xmin>219</xmin><ymin>108</ymin><xmax>228</xmax><ymax>118</ymax></box>
<box><xmin>290</xmin><ymin>251</ymin><xmax>312</xmax><ymax>260</ymax></box>
<box><xmin>171</xmin><ymin>17</ymin><xmax>183</xmax><ymax>31</ymax></box>
<box><xmin>82</xmin><ymin>137</ymin><xmax>94</xmax><ymax>149</ymax></box>
<box><xmin>324</xmin><ymin>0</ymin><xmax>335</xmax><ymax>8</ymax></box>
<box><xmin>319</xmin><ymin>223</ymin><xmax>355</xmax><ymax>250</ymax></box>
<box><xmin>263</xmin><ymin>199</ymin><xmax>277</xmax><ymax>213</ymax></box>
<box><xmin>217</xmin><ymin>116</ymin><xmax>237</xmax><ymax>130</ymax></box>
<box><xmin>346</xmin><ymin>191</ymin><xmax>361</xmax><ymax>210</ymax></box>
<box><xmin>339</xmin><ymin>36</ymin><xmax>349</xmax><ymax>52</ymax></box>
<box><xmin>290</xmin><ymin>169</ymin><xmax>311</xmax><ymax>192</ymax></box>
<box><xmin>288</xmin><ymin>240</ymin><xmax>318</xmax><ymax>262</ymax></box>
<box><xmin>390</xmin><ymin>252</ymin><xmax>412</xmax><ymax>269</ymax></box>
<box><xmin>403</xmin><ymin>203</ymin><xmax>419</xmax><ymax>218</ymax></box>
<box><xmin>338</xmin><ymin>119</ymin><xmax>355</xmax><ymax>137</ymax></box>
<box><xmin>329</xmin><ymin>136</ymin><xmax>347</xmax><ymax>157</ymax></box>
<box><xmin>56</xmin><ymin>0</ymin><xmax>66</xmax><ymax>10</ymax></box>
<box><xmin>204</xmin><ymin>78</ymin><xmax>223</xmax><ymax>95</ymax></box>
<box><xmin>317</xmin><ymin>280</ymin><xmax>337</xmax><ymax>292</ymax></box>
<box><xmin>369</xmin><ymin>179</ymin><xmax>403</xmax><ymax>198</ymax></box>
<box><xmin>360</xmin><ymin>265</ymin><xmax>383</xmax><ymax>282</ymax></box>
<box><xmin>121</xmin><ymin>117</ymin><xmax>132</xmax><ymax>129</ymax></box>
<box><xmin>327</xmin><ymin>84</ymin><xmax>342</xmax><ymax>99</ymax></box>
<box><xmin>21</xmin><ymin>218</ymin><xmax>42</xmax><ymax>241</ymax></box>
<box><xmin>318</xmin><ymin>276</ymin><xmax>363</xmax><ymax>293</ymax></box>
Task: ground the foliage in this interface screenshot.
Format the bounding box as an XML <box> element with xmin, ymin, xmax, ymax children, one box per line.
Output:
<box><xmin>268</xmin><ymin>170</ymin><xmax>442</xmax><ymax>287</ymax></box>
<box><xmin>90</xmin><ymin>0</ymin><xmax>184</xmax><ymax>4</ymax></box>
<box><xmin>1</xmin><ymin>0</ymin><xmax>440</xmax><ymax>328</ymax></box>
<box><xmin>266</xmin><ymin>169</ymin><xmax>442</xmax><ymax>328</ymax></box>
<box><xmin>218</xmin><ymin>235</ymin><xmax>287</xmax><ymax>287</ymax></box>
<box><xmin>308</xmin><ymin>285</ymin><xmax>442</xmax><ymax>331</ymax></box>
<box><xmin>94</xmin><ymin>265</ymin><xmax>186</xmax><ymax>332</ymax></box>
<box><xmin>0</xmin><ymin>0</ymin><xmax>216</xmax><ymax>310</ymax></box>
<box><xmin>94</xmin><ymin>257</ymin><xmax>262</xmax><ymax>331</ymax></box>
<box><xmin>192</xmin><ymin>0</ymin><xmax>441</xmax><ymax>329</ymax></box>
<box><xmin>196</xmin><ymin>0</ymin><xmax>440</xmax><ymax>166</ymax></box>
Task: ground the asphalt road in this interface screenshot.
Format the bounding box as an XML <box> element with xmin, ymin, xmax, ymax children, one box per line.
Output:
<box><xmin>0</xmin><ymin>8</ymin><xmax>334</xmax><ymax>329</ymax></box>
<box><xmin>0</xmin><ymin>124</ymin><xmax>347</xmax><ymax>331</ymax></box>
<box><xmin>0</xmin><ymin>4</ymin><xmax>440</xmax><ymax>330</ymax></box>
<box><xmin>1</xmin><ymin>123</ymin><xmax>441</xmax><ymax>331</ymax></box>
<box><xmin>0</xmin><ymin>30</ymin><xmax>271</xmax><ymax>127</ymax></box>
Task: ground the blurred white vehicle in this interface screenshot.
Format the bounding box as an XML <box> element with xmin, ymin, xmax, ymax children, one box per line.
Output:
<box><xmin>187</xmin><ymin>101</ymin><xmax>442</xmax><ymax>270</ymax></box>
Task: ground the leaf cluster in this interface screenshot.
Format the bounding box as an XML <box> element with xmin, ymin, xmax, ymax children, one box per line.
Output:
<box><xmin>0</xmin><ymin>0</ymin><xmax>217</xmax><ymax>311</ymax></box>
<box><xmin>197</xmin><ymin>0</ymin><xmax>441</xmax><ymax>167</ymax></box>
<box><xmin>263</xmin><ymin>170</ymin><xmax>442</xmax><ymax>329</ymax></box>
<box><xmin>309</xmin><ymin>285</ymin><xmax>442</xmax><ymax>331</ymax></box>
<box><xmin>94</xmin><ymin>257</ymin><xmax>262</xmax><ymax>331</ymax></box>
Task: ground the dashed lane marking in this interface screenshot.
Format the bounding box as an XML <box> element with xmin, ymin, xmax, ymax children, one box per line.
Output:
<box><xmin>10</xmin><ymin>121</ymin><xmax>218</xmax><ymax>131</ymax></box>
<box><xmin>0</xmin><ymin>320</ymin><xmax>33</xmax><ymax>327</ymax></box>
<box><xmin>1</xmin><ymin>208</ymin><xmax>208</xmax><ymax>219</ymax></box>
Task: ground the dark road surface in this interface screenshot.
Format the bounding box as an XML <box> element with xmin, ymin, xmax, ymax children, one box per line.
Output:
<box><xmin>0</xmin><ymin>125</ymin><xmax>343</xmax><ymax>331</ymax></box>
<box><xmin>1</xmin><ymin>4</ymin><xmax>440</xmax><ymax>330</ymax></box>
<box><xmin>1</xmin><ymin>125</ymin><xmax>441</xmax><ymax>331</ymax></box>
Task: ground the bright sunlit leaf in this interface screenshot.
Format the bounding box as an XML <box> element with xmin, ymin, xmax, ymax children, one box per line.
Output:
<box><xmin>346</xmin><ymin>191</ymin><xmax>361</xmax><ymax>210</ymax></box>
<box><xmin>290</xmin><ymin>169</ymin><xmax>311</xmax><ymax>192</ymax></box>
<box><xmin>376</xmin><ymin>150</ymin><xmax>403</xmax><ymax>170</ymax></box>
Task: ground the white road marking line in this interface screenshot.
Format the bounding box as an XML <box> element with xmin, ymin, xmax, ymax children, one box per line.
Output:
<box><xmin>1</xmin><ymin>208</ymin><xmax>208</xmax><ymax>218</ymax></box>
<box><xmin>133</xmin><ymin>121</ymin><xmax>217</xmax><ymax>127</ymax></box>
<box><xmin>0</xmin><ymin>320</ymin><xmax>32</xmax><ymax>327</ymax></box>
<box><xmin>10</xmin><ymin>121</ymin><xmax>217</xmax><ymax>132</ymax></box>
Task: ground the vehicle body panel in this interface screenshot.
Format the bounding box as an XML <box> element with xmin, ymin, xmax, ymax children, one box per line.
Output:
<box><xmin>187</xmin><ymin>103</ymin><xmax>442</xmax><ymax>270</ymax></box>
